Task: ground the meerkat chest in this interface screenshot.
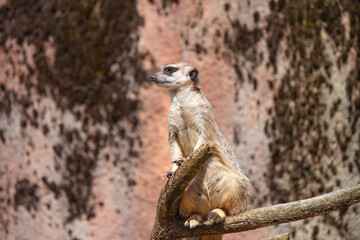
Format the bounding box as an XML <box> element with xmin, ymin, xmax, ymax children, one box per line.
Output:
<box><xmin>169</xmin><ymin>100</ymin><xmax>200</xmax><ymax>154</ymax></box>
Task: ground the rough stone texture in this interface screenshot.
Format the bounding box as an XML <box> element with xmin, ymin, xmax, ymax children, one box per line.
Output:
<box><xmin>265</xmin><ymin>1</ymin><xmax>360</xmax><ymax>239</ymax></box>
<box><xmin>0</xmin><ymin>1</ymin><xmax>145</xmax><ymax>239</ymax></box>
<box><xmin>0</xmin><ymin>0</ymin><xmax>359</xmax><ymax>240</ymax></box>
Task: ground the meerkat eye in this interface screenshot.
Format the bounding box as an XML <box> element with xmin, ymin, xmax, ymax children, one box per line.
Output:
<box><xmin>164</xmin><ymin>67</ymin><xmax>178</xmax><ymax>75</ymax></box>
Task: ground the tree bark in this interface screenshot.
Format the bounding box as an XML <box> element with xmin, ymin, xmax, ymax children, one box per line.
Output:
<box><xmin>263</xmin><ymin>233</ymin><xmax>289</xmax><ymax>240</ymax></box>
<box><xmin>151</xmin><ymin>144</ymin><xmax>213</xmax><ymax>237</ymax></box>
<box><xmin>150</xmin><ymin>144</ymin><xmax>360</xmax><ymax>240</ymax></box>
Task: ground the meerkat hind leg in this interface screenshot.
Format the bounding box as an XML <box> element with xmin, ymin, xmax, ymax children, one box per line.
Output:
<box><xmin>203</xmin><ymin>208</ymin><xmax>226</xmax><ymax>225</ymax></box>
<box><xmin>184</xmin><ymin>214</ymin><xmax>203</xmax><ymax>229</ymax></box>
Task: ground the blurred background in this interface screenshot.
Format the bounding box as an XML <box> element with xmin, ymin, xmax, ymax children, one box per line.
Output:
<box><xmin>0</xmin><ymin>0</ymin><xmax>359</xmax><ymax>239</ymax></box>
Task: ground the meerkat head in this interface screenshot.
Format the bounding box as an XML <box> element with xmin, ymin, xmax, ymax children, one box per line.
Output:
<box><xmin>151</xmin><ymin>62</ymin><xmax>199</xmax><ymax>91</ymax></box>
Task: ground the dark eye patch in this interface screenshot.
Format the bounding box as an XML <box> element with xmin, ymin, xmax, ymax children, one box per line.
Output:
<box><xmin>164</xmin><ymin>67</ymin><xmax>178</xmax><ymax>75</ymax></box>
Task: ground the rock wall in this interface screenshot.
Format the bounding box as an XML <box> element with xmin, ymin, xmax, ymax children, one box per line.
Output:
<box><xmin>0</xmin><ymin>0</ymin><xmax>145</xmax><ymax>239</ymax></box>
<box><xmin>0</xmin><ymin>0</ymin><xmax>359</xmax><ymax>240</ymax></box>
<box><xmin>266</xmin><ymin>1</ymin><xmax>360</xmax><ymax>239</ymax></box>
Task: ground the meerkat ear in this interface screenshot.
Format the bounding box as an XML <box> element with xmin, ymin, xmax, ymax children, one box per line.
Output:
<box><xmin>188</xmin><ymin>68</ymin><xmax>199</xmax><ymax>85</ymax></box>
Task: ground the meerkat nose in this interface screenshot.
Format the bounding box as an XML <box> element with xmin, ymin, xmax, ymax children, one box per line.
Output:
<box><xmin>151</xmin><ymin>75</ymin><xmax>156</xmax><ymax>81</ymax></box>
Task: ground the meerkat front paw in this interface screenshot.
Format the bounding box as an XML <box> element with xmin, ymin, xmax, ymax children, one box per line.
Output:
<box><xmin>184</xmin><ymin>214</ymin><xmax>202</xmax><ymax>229</ymax></box>
<box><xmin>173</xmin><ymin>156</ymin><xmax>191</xmax><ymax>166</ymax></box>
<box><xmin>172</xmin><ymin>158</ymin><xmax>185</xmax><ymax>166</ymax></box>
<box><xmin>203</xmin><ymin>208</ymin><xmax>226</xmax><ymax>225</ymax></box>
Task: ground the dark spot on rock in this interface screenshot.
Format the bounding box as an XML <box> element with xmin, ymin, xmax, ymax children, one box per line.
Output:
<box><xmin>14</xmin><ymin>178</ymin><xmax>39</xmax><ymax>211</ymax></box>
<box><xmin>59</xmin><ymin>124</ymin><xmax>64</xmax><ymax>135</ymax></box>
<box><xmin>127</xmin><ymin>179</ymin><xmax>136</xmax><ymax>186</ymax></box>
<box><xmin>33</xmin><ymin>109</ymin><xmax>38</xmax><ymax>119</ymax></box>
<box><xmin>268</xmin><ymin>80</ymin><xmax>274</xmax><ymax>90</ymax></box>
<box><xmin>233</xmin><ymin>126</ymin><xmax>241</xmax><ymax>145</ymax></box>
<box><xmin>87</xmin><ymin>206</ymin><xmax>96</xmax><ymax>220</ymax></box>
<box><xmin>42</xmin><ymin>124</ymin><xmax>50</xmax><ymax>135</ymax></box>
<box><xmin>330</xmin><ymin>98</ymin><xmax>341</xmax><ymax>118</ymax></box>
<box><xmin>21</xmin><ymin>120</ymin><xmax>27</xmax><ymax>128</ymax></box>
<box><xmin>65</xmin><ymin>131</ymin><xmax>74</xmax><ymax>143</ymax></box>
<box><xmin>336</xmin><ymin>179</ymin><xmax>341</xmax><ymax>187</ymax></box>
<box><xmin>353</xmin><ymin>207</ymin><xmax>358</xmax><ymax>214</ymax></box>
<box><xmin>216</xmin><ymin>29</ymin><xmax>221</xmax><ymax>38</ymax></box>
<box><xmin>253</xmin><ymin>11</ymin><xmax>260</xmax><ymax>23</ymax></box>
<box><xmin>194</xmin><ymin>43</ymin><xmax>207</xmax><ymax>55</ymax></box>
<box><xmin>355</xmin><ymin>97</ymin><xmax>360</xmax><ymax>110</ymax></box>
<box><xmin>0</xmin><ymin>129</ymin><xmax>5</xmax><ymax>144</ymax></box>
<box><xmin>225</xmin><ymin>20</ymin><xmax>262</xmax><ymax>56</ymax></box>
<box><xmin>0</xmin><ymin>91</ymin><xmax>11</xmax><ymax>117</ymax></box>
<box><xmin>42</xmin><ymin>176</ymin><xmax>61</xmax><ymax>199</ymax></box>
<box><xmin>161</xmin><ymin>0</ymin><xmax>179</xmax><ymax>9</ymax></box>
<box><xmin>339</xmin><ymin>207</ymin><xmax>348</xmax><ymax>221</ymax></box>
<box><xmin>234</xmin><ymin>63</ymin><xmax>244</xmax><ymax>84</ymax></box>
<box><xmin>224</xmin><ymin>3</ymin><xmax>231</xmax><ymax>12</ymax></box>
<box><xmin>312</xmin><ymin>225</ymin><xmax>319</xmax><ymax>239</ymax></box>
<box><xmin>53</xmin><ymin>144</ymin><xmax>63</xmax><ymax>158</ymax></box>
<box><xmin>253</xmin><ymin>78</ymin><xmax>258</xmax><ymax>90</ymax></box>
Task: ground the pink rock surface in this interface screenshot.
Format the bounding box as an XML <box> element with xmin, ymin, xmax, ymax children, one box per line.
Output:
<box><xmin>1</xmin><ymin>1</ymin><xmax>360</xmax><ymax>240</ymax></box>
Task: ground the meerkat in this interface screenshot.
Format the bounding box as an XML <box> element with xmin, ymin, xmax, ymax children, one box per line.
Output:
<box><xmin>151</xmin><ymin>62</ymin><xmax>252</xmax><ymax>240</ymax></box>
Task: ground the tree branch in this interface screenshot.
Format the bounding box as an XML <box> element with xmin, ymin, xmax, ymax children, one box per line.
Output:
<box><xmin>151</xmin><ymin>143</ymin><xmax>360</xmax><ymax>240</ymax></box>
<box><xmin>151</xmin><ymin>144</ymin><xmax>212</xmax><ymax>237</ymax></box>
<box><xmin>263</xmin><ymin>233</ymin><xmax>290</xmax><ymax>240</ymax></box>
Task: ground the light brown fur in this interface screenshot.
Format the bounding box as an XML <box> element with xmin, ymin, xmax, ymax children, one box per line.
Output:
<box><xmin>151</xmin><ymin>62</ymin><xmax>252</xmax><ymax>239</ymax></box>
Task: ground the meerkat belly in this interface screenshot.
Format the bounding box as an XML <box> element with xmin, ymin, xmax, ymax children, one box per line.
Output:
<box><xmin>177</xmin><ymin>127</ymin><xmax>199</xmax><ymax>157</ymax></box>
<box><xmin>180</xmin><ymin>156</ymin><xmax>239</xmax><ymax>217</ymax></box>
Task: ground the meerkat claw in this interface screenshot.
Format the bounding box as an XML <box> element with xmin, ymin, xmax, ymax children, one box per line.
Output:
<box><xmin>173</xmin><ymin>159</ymin><xmax>185</xmax><ymax>166</ymax></box>
<box><xmin>184</xmin><ymin>214</ymin><xmax>202</xmax><ymax>229</ymax></box>
<box><xmin>204</xmin><ymin>209</ymin><xmax>226</xmax><ymax>225</ymax></box>
<box><xmin>163</xmin><ymin>171</ymin><xmax>173</xmax><ymax>179</ymax></box>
